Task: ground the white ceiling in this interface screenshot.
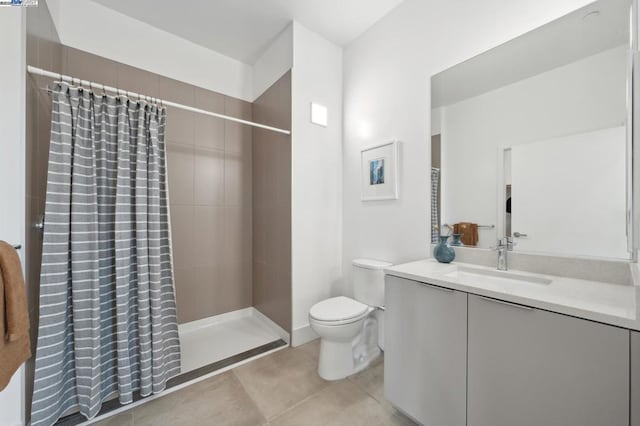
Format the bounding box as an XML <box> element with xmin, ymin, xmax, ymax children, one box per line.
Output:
<box><xmin>432</xmin><ymin>0</ymin><xmax>630</xmax><ymax>108</ymax></box>
<box><xmin>91</xmin><ymin>0</ymin><xmax>404</xmax><ymax>64</ymax></box>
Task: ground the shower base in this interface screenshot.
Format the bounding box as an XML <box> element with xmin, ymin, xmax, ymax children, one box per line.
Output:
<box><xmin>179</xmin><ymin>307</ymin><xmax>288</xmax><ymax>373</ymax></box>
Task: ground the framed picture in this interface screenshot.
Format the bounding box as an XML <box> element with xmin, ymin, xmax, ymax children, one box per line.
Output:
<box><xmin>361</xmin><ymin>141</ymin><xmax>399</xmax><ymax>201</ymax></box>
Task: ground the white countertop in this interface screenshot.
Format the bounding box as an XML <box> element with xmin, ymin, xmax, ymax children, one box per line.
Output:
<box><xmin>385</xmin><ymin>259</ymin><xmax>640</xmax><ymax>331</ymax></box>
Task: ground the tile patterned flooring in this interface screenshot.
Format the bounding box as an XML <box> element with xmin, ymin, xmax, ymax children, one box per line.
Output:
<box><xmin>93</xmin><ymin>340</ymin><xmax>416</xmax><ymax>426</ymax></box>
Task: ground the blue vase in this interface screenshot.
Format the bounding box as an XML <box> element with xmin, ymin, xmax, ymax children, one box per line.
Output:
<box><xmin>451</xmin><ymin>234</ymin><xmax>463</xmax><ymax>246</ymax></box>
<box><xmin>434</xmin><ymin>235</ymin><xmax>456</xmax><ymax>263</ymax></box>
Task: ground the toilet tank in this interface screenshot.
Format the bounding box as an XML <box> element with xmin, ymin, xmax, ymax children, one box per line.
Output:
<box><xmin>352</xmin><ymin>258</ymin><xmax>393</xmax><ymax>307</ymax></box>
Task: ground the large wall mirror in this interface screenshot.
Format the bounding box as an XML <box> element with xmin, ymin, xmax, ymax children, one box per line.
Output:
<box><xmin>430</xmin><ymin>0</ymin><xmax>634</xmax><ymax>260</ymax></box>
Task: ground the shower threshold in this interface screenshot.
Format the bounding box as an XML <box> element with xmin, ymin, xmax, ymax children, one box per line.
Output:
<box><xmin>55</xmin><ymin>308</ymin><xmax>289</xmax><ymax>426</ymax></box>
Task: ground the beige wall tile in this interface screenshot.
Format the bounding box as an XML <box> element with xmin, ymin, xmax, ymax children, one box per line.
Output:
<box><xmin>225</xmin><ymin>96</ymin><xmax>252</xmax><ymax>155</ymax></box>
<box><xmin>224</xmin><ymin>150</ymin><xmax>252</xmax><ymax>207</ymax></box>
<box><xmin>30</xmin><ymin>44</ymin><xmax>257</xmax><ymax>327</ymax></box>
<box><xmin>117</xmin><ymin>63</ymin><xmax>160</xmax><ymax>98</ymax></box>
<box><xmin>221</xmin><ymin>261</ymin><xmax>252</xmax><ymax>313</ymax></box>
<box><xmin>170</xmin><ymin>205</ymin><xmax>195</xmax><ymax>270</ymax></box>
<box><xmin>159</xmin><ymin>76</ymin><xmax>195</xmax><ymax>104</ymax></box>
<box><xmin>252</xmin><ymin>71</ymin><xmax>292</xmax><ymax>333</ymax></box>
<box><xmin>224</xmin><ymin>206</ymin><xmax>252</xmax><ymax>268</ymax></box>
<box><xmin>192</xmin><ymin>266</ymin><xmax>221</xmax><ymax>318</ymax></box>
<box><xmin>166</xmin><ymin>143</ymin><xmax>194</xmax><ymax>205</ymax></box>
<box><xmin>174</xmin><ymin>267</ymin><xmax>199</xmax><ymax>323</ymax></box>
<box><xmin>165</xmin><ymin>106</ymin><xmax>195</xmax><ymax>145</ymax></box>
<box><xmin>192</xmin><ymin>206</ymin><xmax>224</xmax><ymax>268</ymax></box>
<box><xmin>194</xmin><ymin>147</ymin><xmax>224</xmax><ymax>206</ymax></box>
<box><xmin>63</xmin><ymin>46</ymin><xmax>118</xmax><ymax>87</ymax></box>
<box><xmin>194</xmin><ymin>89</ymin><xmax>224</xmax><ymax>151</ymax></box>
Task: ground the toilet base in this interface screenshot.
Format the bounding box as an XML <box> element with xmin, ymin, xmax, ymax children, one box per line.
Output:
<box><xmin>316</xmin><ymin>316</ymin><xmax>381</xmax><ymax>381</ymax></box>
<box><xmin>318</xmin><ymin>339</ymin><xmax>356</xmax><ymax>380</ymax></box>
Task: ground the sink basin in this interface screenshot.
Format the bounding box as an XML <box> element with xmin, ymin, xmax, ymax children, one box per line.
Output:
<box><xmin>443</xmin><ymin>266</ymin><xmax>552</xmax><ymax>285</ymax></box>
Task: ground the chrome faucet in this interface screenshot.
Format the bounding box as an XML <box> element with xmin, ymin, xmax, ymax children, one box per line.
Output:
<box><xmin>493</xmin><ymin>237</ymin><xmax>514</xmax><ymax>271</ymax></box>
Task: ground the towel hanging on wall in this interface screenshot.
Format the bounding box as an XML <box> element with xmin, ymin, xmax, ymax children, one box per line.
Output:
<box><xmin>0</xmin><ymin>240</ymin><xmax>31</xmax><ymax>391</ymax></box>
<box><xmin>453</xmin><ymin>222</ymin><xmax>479</xmax><ymax>246</ymax></box>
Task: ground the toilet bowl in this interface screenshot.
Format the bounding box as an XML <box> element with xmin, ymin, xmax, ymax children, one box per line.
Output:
<box><xmin>309</xmin><ymin>259</ymin><xmax>392</xmax><ymax>380</ymax></box>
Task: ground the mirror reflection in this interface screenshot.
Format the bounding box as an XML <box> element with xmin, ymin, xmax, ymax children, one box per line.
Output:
<box><xmin>430</xmin><ymin>0</ymin><xmax>632</xmax><ymax>259</ymax></box>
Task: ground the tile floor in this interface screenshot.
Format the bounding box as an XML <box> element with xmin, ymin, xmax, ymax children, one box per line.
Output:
<box><xmin>92</xmin><ymin>340</ymin><xmax>416</xmax><ymax>426</ymax></box>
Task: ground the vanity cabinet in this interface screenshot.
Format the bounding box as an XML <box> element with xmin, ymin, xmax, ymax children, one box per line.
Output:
<box><xmin>632</xmin><ymin>331</ymin><xmax>640</xmax><ymax>426</ymax></box>
<box><xmin>384</xmin><ymin>275</ymin><xmax>467</xmax><ymax>426</ymax></box>
<box><xmin>467</xmin><ymin>294</ymin><xmax>629</xmax><ymax>426</ymax></box>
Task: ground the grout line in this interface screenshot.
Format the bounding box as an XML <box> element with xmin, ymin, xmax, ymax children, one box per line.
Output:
<box><xmin>73</xmin><ymin>341</ymin><xmax>288</xmax><ymax>426</ymax></box>
<box><xmin>235</xmin><ymin>343</ymin><xmax>332</xmax><ymax>423</ymax></box>
<box><xmin>266</xmin><ymin>381</ymin><xmax>334</xmax><ymax>423</ymax></box>
<box><xmin>230</xmin><ymin>368</ymin><xmax>271</xmax><ymax>423</ymax></box>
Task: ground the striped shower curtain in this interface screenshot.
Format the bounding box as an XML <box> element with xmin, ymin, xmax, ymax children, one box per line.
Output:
<box><xmin>431</xmin><ymin>167</ymin><xmax>440</xmax><ymax>243</ymax></box>
<box><xmin>31</xmin><ymin>83</ymin><xmax>181</xmax><ymax>426</ymax></box>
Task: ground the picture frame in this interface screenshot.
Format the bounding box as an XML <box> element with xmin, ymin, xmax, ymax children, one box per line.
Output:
<box><xmin>361</xmin><ymin>141</ymin><xmax>399</xmax><ymax>201</ymax></box>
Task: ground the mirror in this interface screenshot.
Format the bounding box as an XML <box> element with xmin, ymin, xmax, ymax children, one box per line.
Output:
<box><xmin>430</xmin><ymin>0</ymin><xmax>633</xmax><ymax>259</ymax></box>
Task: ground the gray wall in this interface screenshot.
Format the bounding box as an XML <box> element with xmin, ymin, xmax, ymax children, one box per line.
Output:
<box><xmin>26</xmin><ymin>42</ymin><xmax>256</xmax><ymax>326</ymax></box>
<box><xmin>252</xmin><ymin>71</ymin><xmax>292</xmax><ymax>333</ymax></box>
<box><xmin>25</xmin><ymin>2</ymin><xmax>63</xmax><ymax>422</ymax></box>
<box><xmin>58</xmin><ymin>46</ymin><xmax>255</xmax><ymax>324</ymax></box>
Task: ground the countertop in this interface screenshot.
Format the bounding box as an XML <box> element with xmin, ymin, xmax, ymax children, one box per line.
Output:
<box><xmin>385</xmin><ymin>259</ymin><xmax>640</xmax><ymax>331</ymax></box>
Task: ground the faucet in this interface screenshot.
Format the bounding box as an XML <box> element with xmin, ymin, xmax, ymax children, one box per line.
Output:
<box><xmin>493</xmin><ymin>237</ymin><xmax>514</xmax><ymax>271</ymax></box>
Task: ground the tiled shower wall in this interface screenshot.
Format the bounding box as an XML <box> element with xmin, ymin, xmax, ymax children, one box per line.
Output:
<box><xmin>58</xmin><ymin>47</ymin><xmax>254</xmax><ymax>324</ymax></box>
<box><xmin>252</xmin><ymin>72</ymin><xmax>292</xmax><ymax>333</ymax></box>
<box><xmin>25</xmin><ymin>2</ymin><xmax>63</xmax><ymax>422</ymax></box>
<box><xmin>26</xmin><ymin>42</ymin><xmax>254</xmax><ymax>327</ymax></box>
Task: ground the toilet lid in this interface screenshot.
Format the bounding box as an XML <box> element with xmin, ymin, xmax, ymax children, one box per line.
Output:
<box><xmin>309</xmin><ymin>296</ymin><xmax>369</xmax><ymax>322</ymax></box>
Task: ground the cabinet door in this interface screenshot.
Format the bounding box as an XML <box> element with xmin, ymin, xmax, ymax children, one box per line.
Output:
<box><xmin>468</xmin><ymin>294</ymin><xmax>629</xmax><ymax>426</ymax></box>
<box><xmin>632</xmin><ymin>331</ymin><xmax>640</xmax><ymax>426</ymax></box>
<box><xmin>384</xmin><ymin>275</ymin><xmax>467</xmax><ymax>426</ymax></box>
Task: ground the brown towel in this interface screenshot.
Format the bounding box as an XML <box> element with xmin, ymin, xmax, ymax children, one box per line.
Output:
<box><xmin>453</xmin><ymin>223</ymin><xmax>479</xmax><ymax>246</ymax></box>
<box><xmin>0</xmin><ymin>241</ymin><xmax>31</xmax><ymax>391</ymax></box>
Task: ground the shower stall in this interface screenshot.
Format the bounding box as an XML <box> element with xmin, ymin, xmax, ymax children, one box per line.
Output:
<box><xmin>24</xmin><ymin>3</ymin><xmax>293</xmax><ymax>424</ymax></box>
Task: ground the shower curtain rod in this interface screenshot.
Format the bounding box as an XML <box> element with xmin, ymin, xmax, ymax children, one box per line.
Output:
<box><xmin>27</xmin><ymin>65</ymin><xmax>292</xmax><ymax>135</ymax></box>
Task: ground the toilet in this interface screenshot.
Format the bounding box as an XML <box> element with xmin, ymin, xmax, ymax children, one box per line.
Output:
<box><xmin>309</xmin><ymin>258</ymin><xmax>392</xmax><ymax>380</ymax></box>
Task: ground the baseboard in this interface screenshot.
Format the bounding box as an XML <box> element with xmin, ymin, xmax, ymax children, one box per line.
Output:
<box><xmin>251</xmin><ymin>308</ymin><xmax>291</xmax><ymax>344</ymax></box>
<box><xmin>291</xmin><ymin>323</ymin><xmax>319</xmax><ymax>347</ymax></box>
<box><xmin>178</xmin><ymin>307</ymin><xmax>253</xmax><ymax>335</ymax></box>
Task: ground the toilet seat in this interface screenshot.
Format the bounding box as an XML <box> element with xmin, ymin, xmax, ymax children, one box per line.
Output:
<box><xmin>309</xmin><ymin>296</ymin><xmax>371</xmax><ymax>326</ymax></box>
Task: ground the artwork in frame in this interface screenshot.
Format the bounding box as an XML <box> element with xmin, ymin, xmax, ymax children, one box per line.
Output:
<box><xmin>361</xmin><ymin>141</ymin><xmax>399</xmax><ymax>201</ymax></box>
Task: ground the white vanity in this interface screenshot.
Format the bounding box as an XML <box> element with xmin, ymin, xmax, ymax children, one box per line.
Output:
<box><xmin>399</xmin><ymin>0</ymin><xmax>640</xmax><ymax>423</ymax></box>
<box><xmin>384</xmin><ymin>259</ymin><xmax>639</xmax><ymax>426</ymax></box>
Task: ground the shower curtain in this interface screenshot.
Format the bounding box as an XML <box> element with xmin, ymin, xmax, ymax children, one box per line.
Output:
<box><xmin>30</xmin><ymin>83</ymin><xmax>181</xmax><ymax>426</ymax></box>
<box><xmin>431</xmin><ymin>167</ymin><xmax>440</xmax><ymax>243</ymax></box>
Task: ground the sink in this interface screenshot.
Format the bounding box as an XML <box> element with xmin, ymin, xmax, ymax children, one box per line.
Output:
<box><xmin>443</xmin><ymin>266</ymin><xmax>552</xmax><ymax>285</ymax></box>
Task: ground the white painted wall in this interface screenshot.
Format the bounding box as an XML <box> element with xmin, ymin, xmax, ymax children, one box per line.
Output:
<box><xmin>343</xmin><ymin>0</ymin><xmax>595</xmax><ymax>292</ymax></box>
<box><xmin>511</xmin><ymin>126</ymin><xmax>627</xmax><ymax>258</ymax></box>
<box><xmin>441</xmin><ymin>46</ymin><xmax>627</xmax><ymax>249</ymax></box>
<box><xmin>290</xmin><ymin>22</ymin><xmax>343</xmax><ymax>345</ymax></box>
<box><xmin>0</xmin><ymin>7</ymin><xmax>26</xmax><ymax>426</ymax></box>
<box><xmin>253</xmin><ymin>24</ymin><xmax>293</xmax><ymax>100</ymax></box>
<box><xmin>46</xmin><ymin>0</ymin><xmax>254</xmax><ymax>101</ymax></box>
